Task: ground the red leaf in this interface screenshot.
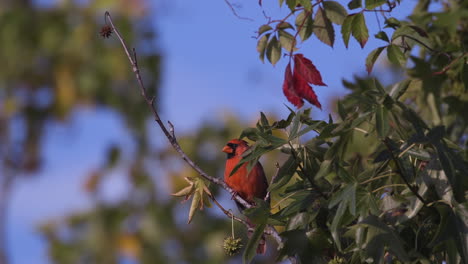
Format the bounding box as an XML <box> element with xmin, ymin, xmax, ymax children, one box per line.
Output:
<box><xmin>283</xmin><ymin>63</ymin><xmax>304</xmax><ymax>108</ymax></box>
<box><xmin>293</xmin><ymin>54</ymin><xmax>327</xmax><ymax>86</ymax></box>
<box><xmin>293</xmin><ymin>70</ymin><xmax>322</xmax><ymax>109</ymax></box>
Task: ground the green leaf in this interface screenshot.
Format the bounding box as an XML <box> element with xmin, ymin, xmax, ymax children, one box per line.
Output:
<box><xmin>330</xmin><ymin>202</ymin><xmax>347</xmax><ymax>250</ymax></box>
<box><xmin>351</xmin><ymin>13</ymin><xmax>368</xmax><ymax>48</ymax></box>
<box><xmin>365</xmin><ymin>0</ymin><xmax>386</xmax><ymax>9</ymax></box>
<box><xmin>298</xmin><ymin>0</ymin><xmax>312</xmax><ymax>11</ymax></box>
<box><xmin>258</xmin><ymin>24</ymin><xmax>272</xmax><ymax>35</ymax></box>
<box><xmin>273</xmin><ymin>111</ymin><xmax>295</xmax><ymax>129</ymax></box>
<box><xmin>315</xmin><ymin>159</ymin><xmax>332</xmax><ymax>179</ymax></box>
<box><xmin>313</xmin><ymin>7</ymin><xmax>335</xmax><ymax>47</ymax></box>
<box><xmin>279</xmin><ymin>29</ymin><xmax>296</xmax><ymax>52</ymax></box>
<box><xmin>337</xmin><ymin>100</ymin><xmax>346</xmax><ymax>119</ymax></box>
<box><xmin>329</xmin><ymin>183</ymin><xmax>356</xmax><ymax>209</ymax></box>
<box><xmin>341</xmin><ymin>15</ymin><xmax>355</xmax><ymax>48</ymax></box>
<box><xmin>323</xmin><ymin>1</ymin><xmax>347</xmax><ymax>25</ymax></box>
<box><xmin>279</xmin><ymin>192</ymin><xmax>315</xmax><ymax>217</ymax></box>
<box><xmin>375</xmin><ymin>104</ymin><xmax>389</xmax><ymax>138</ymax></box>
<box><xmin>360</xmin><ymin>215</ymin><xmax>410</xmax><ymax>262</ymax></box>
<box><xmin>365</xmin><ymin>46</ymin><xmax>385</xmax><ymax>74</ymax></box>
<box><xmin>286</xmin><ymin>0</ymin><xmax>298</xmax><ymax>11</ymax></box>
<box><xmin>242</xmin><ymin>222</ymin><xmax>267</xmax><ymax>264</ymax></box>
<box><xmin>260</xmin><ymin>112</ymin><xmax>269</xmax><ymax>127</ymax></box>
<box><xmin>239</xmin><ymin>127</ymin><xmax>259</xmax><ymax>141</ymax></box>
<box><xmin>347</xmin><ymin>0</ymin><xmax>361</xmax><ymax>9</ymax></box>
<box><xmin>288</xmin><ymin>111</ymin><xmax>301</xmax><ymax>140</ymax></box>
<box><xmin>295</xmin><ymin>10</ymin><xmax>314</xmax><ymax>42</ymax></box>
<box><xmin>392</xmin><ymin>25</ymin><xmax>432</xmax><ymax>50</ymax></box>
<box><xmin>384</xmin><ymin>17</ymin><xmax>401</xmax><ymax>29</ymax></box>
<box><xmin>386</xmin><ymin>44</ymin><xmax>406</xmax><ymax>67</ymax></box>
<box><xmin>277</xmin><ymin>21</ymin><xmax>294</xmax><ymax>30</ymax></box>
<box><xmin>374</xmin><ymin>31</ymin><xmax>389</xmax><ymax>42</ymax></box>
<box><xmin>269</xmin><ymin>156</ymin><xmax>299</xmax><ymax>192</ymax></box>
<box><xmin>257</xmin><ymin>33</ymin><xmax>270</xmax><ymax>63</ymax></box>
<box><xmin>244</xmin><ymin>199</ymin><xmax>270</xmax><ymax>224</ymax></box>
<box><xmin>389</xmin><ymin>79</ymin><xmax>411</xmax><ymax>99</ymax></box>
<box><xmin>266</xmin><ymin>35</ymin><xmax>281</xmax><ymax>66</ymax></box>
<box><xmin>188</xmin><ymin>191</ymin><xmax>200</xmax><ymax>224</ymax></box>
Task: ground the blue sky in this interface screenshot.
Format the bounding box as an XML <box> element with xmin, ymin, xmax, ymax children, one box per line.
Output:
<box><xmin>8</xmin><ymin>0</ymin><xmax>419</xmax><ymax>263</ymax></box>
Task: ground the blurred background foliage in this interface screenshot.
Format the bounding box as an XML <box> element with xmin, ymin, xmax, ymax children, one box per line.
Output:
<box><xmin>0</xmin><ymin>1</ymin><xmax>280</xmax><ymax>262</ymax></box>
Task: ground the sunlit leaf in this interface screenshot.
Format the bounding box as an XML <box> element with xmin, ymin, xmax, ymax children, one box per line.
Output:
<box><xmin>341</xmin><ymin>14</ymin><xmax>355</xmax><ymax>48</ymax></box>
<box><xmin>351</xmin><ymin>13</ymin><xmax>368</xmax><ymax>48</ymax></box>
<box><xmin>313</xmin><ymin>7</ymin><xmax>335</xmax><ymax>47</ymax></box>
<box><xmin>365</xmin><ymin>46</ymin><xmax>385</xmax><ymax>74</ymax></box>
<box><xmin>266</xmin><ymin>35</ymin><xmax>281</xmax><ymax>66</ymax></box>
<box><xmin>387</xmin><ymin>44</ymin><xmax>406</xmax><ymax>67</ymax></box>
<box><xmin>323</xmin><ymin>1</ymin><xmax>347</xmax><ymax>25</ymax></box>
<box><xmin>257</xmin><ymin>33</ymin><xmax>270</xmax><ymax>63</ymax></box>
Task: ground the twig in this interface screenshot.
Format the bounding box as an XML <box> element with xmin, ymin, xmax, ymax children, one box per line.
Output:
<box><xmin>372</xmin><ymin>184</ymin><xmax>406</xmax><ymax>193</ymax></box>
<box><xmin>103</xmin><ymin>12</ymin><xmax>284</xmax><ymax>246</ymax></box>
<box><xmin>360</xmin><ymin>170</ymin><xmax>395</xmax><ymax>184</ymax></box>
<box><xmin>223</xmin><ymin>0</ymin><xmax>253</xmax><ymax>21</ymax></box>
<box><xmin>104</xmin><ymin>11</ymin><xmax>253</xmax><ymax>210</ymax></box>
<box><xmin>264</xmin><ymin>162</ymin><xmax>280</xmax><ymax>202</ymax></box>
<box><xmin>209</xmin><ymin>193</ymin><xmax>249</xmax><ymax>227</ymax></box>
<box><xmin>382</xmin><ymin>138</ymin><xmax>428</xmax><ymax>206</ymax></box>
<box><xmin>433</xmin><ymin>52</ymin><xmax>467</xmax><ymax>75</ymax></box>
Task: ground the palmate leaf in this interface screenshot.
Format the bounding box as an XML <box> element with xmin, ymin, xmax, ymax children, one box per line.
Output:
<box><xmin>430</xmin><ymin>204</ymin><xmax>468</xmax><ymax>263</ymax></box>
<box><xmin>387</xmin><ymin>44</ymin><xmax>406</xmax><ymax>67</ymax></box>
<box><xmin>172</xmin><ymin>176</ymin><xmax>212</xmax><ymax>224</ymax></box>
<box><xmin>360</xmin><ymin>215</ymin><xmax>410</xmax><ymax>262</ymax></box>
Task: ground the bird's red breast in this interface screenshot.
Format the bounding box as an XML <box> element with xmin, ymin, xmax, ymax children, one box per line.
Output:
<box><xmin>222</xmin><ymin>139</ymin><xmax>269</xmax><ymax>254</ymax></box>
<box><xmin>222</xmin><ymin>139</ymin><xmax>268</xmax><ymax>202</ymax></box>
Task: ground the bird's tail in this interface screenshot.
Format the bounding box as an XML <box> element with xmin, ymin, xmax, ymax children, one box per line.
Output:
<box><xmin>257</xmin><ymin>234</ymin><xmax>267</xmax><ymax>254</ymax></box>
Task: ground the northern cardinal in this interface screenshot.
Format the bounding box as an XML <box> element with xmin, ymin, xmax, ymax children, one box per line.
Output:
<box><xmin>222</xmin><ymin>139</ymin><xmax>269</xmax><ymax>254</ymax></box>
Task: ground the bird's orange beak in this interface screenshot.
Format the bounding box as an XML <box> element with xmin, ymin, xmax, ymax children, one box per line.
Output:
<box><xmin>222</xmin><ymin>145</ymin><xmax>233</xmax><ymax>154</ymax></box>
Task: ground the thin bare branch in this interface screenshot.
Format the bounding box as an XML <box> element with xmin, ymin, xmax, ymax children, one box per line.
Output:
<box><xmin>104</xmin><ymin>11</ymin><xmax>252</xmax><ymax>210</ymax></box>
<box><xmin>264</xmin><ymin>162</ymin><xmax>279</xmax><ymax>202</ymax></box>
<box><xmin>382</xmin><ymin>138</ymin><xmax>428</xmax><ymax>206</ymax></box>
<box><xmin>223</xmin><ymin>0</ymin><xmax>253</xmax><ymax>21</ymax></box>
<box><xmin>103</xmin><ymin>12</ymin><xmax>283</xmax><ymax>246</ymax></box>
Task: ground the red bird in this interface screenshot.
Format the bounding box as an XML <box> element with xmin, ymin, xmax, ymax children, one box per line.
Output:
<box><xmin>222</xmin><ymin>139</ymin><xmax>269</xmax><ymax>254</ymax></box>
